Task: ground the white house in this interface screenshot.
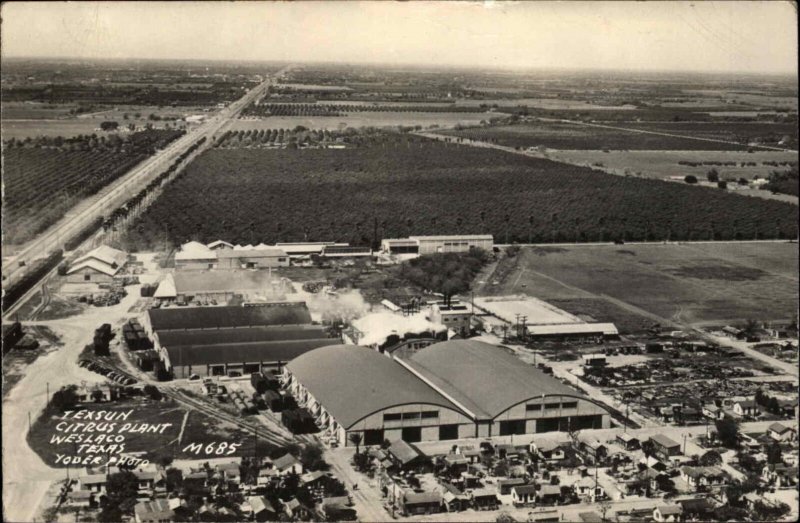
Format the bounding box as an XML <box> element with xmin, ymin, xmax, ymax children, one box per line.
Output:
<box><xmin>511</xmin><ymin>485</ymin><xmax>537</xmax><ymax>506</ymax></box>
<box><xmin>653</xmin><ymin>503</ymin><xmax>683</xmax><ymax>522</ymax></box>
<box><xmin>733</xmin><ymin>399</ymin><xmax>760</xmax><ymax>418</ymax></box>
<box><xmin>768</xmin><ymin>422</ymin><xmax>797</xmax><ymax>442</ymax></box>
<box><xmin>273</xmin><ymin>453</ymin><xmax>303</xmax><ymax>476</ymax></box>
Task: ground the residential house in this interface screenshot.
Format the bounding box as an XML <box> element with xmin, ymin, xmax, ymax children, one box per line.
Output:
<box><xmin>702</xmin><ymin>403</ymin><xmax>723</xmax><ymax>420</ymax></box>
<box><xmin>134</xmin><ymin>469</ymin><xmax>165</xmax><ymax>495</ymax></box>
<box><xmin>578</xmin><ymin>435</ymin><xmax>607</xmax><ymax>463</ymax></box>
<box><xmin>679</xmin><ymin>466</ymin><xmax>728</xmax><ymax>489</ymax></box>
<box><xmin>134</xmin><ymin>499</ymin><xmax>174</xmax><ymax>523</ymax></box>
<box><xmin>733</xmin><ymin>399</ymin><xmax>760</xmax><ymax>418</ymax></box>
<box><xmin>283</xmin><ymin>498</ymin><xmax>315</xmax><ymax>521</ymax></box>
<box><xmin>536</xmin><ymin>484</ymin><xmax>563</xmax><ymax>505</ymax></box>
<box><xmin>78</xmin><ymin>474</ymin><xmax>107</xmax><ymax>494</ymax></box>
<box><xmin>399</xmin><ymin>490</ymin><xmax>441</xmax><ymax>516</ymax></box>
<box><xmin>498</xmin><ymin>478</ymin><xmax>527</xmax><ymax>495</ymax></box>
<box><xmin>650</xmin><ymin>434</ymin><xmax>682</xmax><ymax>460</ymax></box>
<box><xmin>319</xmin><ymin>496</ymin><xmax>357</xmax><ymax>521</ymax></box>
<box><xmin>273</xmin><ymin>453</ymin><xmax>303</xmax><ymax>476</ymax></box>
<box><xmin>653</xmin><ymin>503</ymin><xmax>683</xmax><ymax>522</ymax></box>
<box><xmin>511</xmin><ymin>485</ymin><xmax>537</xmax><ymax>506</ymax></box>
<box><xmin>440</xmin><ymin>484</ymin><xmax>470</xmax><ymax>512</ymax></box>
<box><xmin>388</xmin><ymin>439</ymin><xmax>427</xmax><ymax>471</ymax></box>
<box><xmin>531</xmin><ymin>440</ymin><xmax>565</xmax><ymax>461</ymax></box>
<box><xmin>617</xmin><ymin>433</ymin><xmax>640</xmax><ymax>451</ymax></box>
<box><xmin>495</xmin><ymin>443</ymin><xmax>523</xmax><ymax>460</ymax></box>
<box><xmin>768</xmin><ymin>422</ymin><xmax>797</xmax><ymax>442</ymax></box>
<box><xmin>470</xmin><ymin>487</ymin><xmax>499</xmax><ymax>510</ymax></box>
<box><xmin>247</xmin><ymin>496</ymin><xmax>278</xmax><ymax>521</ymax></box>
<box><xmin>575</xmin><ymin>477</ymin><xmax>606</xmax><ymax>502</ymax></box>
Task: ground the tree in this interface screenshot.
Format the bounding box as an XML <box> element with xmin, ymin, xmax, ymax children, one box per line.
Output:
<box><xmin>49</xmin><ymin>385</ymin><xmax>79</xmax><ymax>413</ymax></box>
<box><xmin>707</xmin><ymin>169</ymin><xmax>720</xmax><ymax>183</ymax></box>
<box><xmin>699</xmin><ymin>450</ymin><xmax>723</xmax><ymax>466</ymax></box>
<box><xmin>718</xmin><ymin>180</ymin><xmax>728</xmax><ymax>189</ymax></box>
<box><xmin>100</xmin><ymin>121</ymin><xmax>119</xmax><ymax>131</ymax></box>
<box><xmin>684</xmin><ymin>175</ymin><xmax>698</xmax><ymax>184</ymax></box>
<box><xmin>766</xmin><ymin>442</ymin><xmax>783</xmax><ymax>464</ymax></box>
<box><xmin>715</xmin><ymin>417</ymin><xmax>740</xmax><ymax>449</ymax></box>
<box><xmin>641</xmin><ymin>439</ymin><xmax>656</xmax><ymax>458</ymax></box>
<box><xmin>143</xmin><ymin>385</ymin><xmax>162</xmax><ymax>401</ymax></box>
<box><xmin>348</xmin><ymin>432</ymin><xmax>363</xmax><ymax>454</ymax></box>
<box><xmin>104</xmin><ymin>471</ymin><xmax>139</xmax><ymax>515</ymax></box>
<box><xmin>300</xmin><ymin>443</ymin><xmax>327</xmax><ymax>471</ymax></box>
<box><xmin>165</xmin><ymin>467</ymin><xmax>183</xmax><ymax>492</ymax></box>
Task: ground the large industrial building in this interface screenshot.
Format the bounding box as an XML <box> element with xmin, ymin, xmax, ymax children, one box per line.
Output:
<box><xmin>153</xmin><ymin>270</ymin><xmax>292</xmax><ymax>304</ymax></box>
<box><xmin>66</xmin><ymin>245</ymin><xmax>128</xmax><ymax>284</ymax></box>
<box><xmin>174</xmin><ymin>241</ymin><xmax>289</xmax><ymax>271</ymax></box>
<box><xmin>143</xmin><ymin>303</ymin><xmax>336</xmax><ymax>378</ymax></box>
<box><xmin>284</xmin><ymin>340</ymin><xmax>610</xmax><ymax>447</ymax></box>
<box><xmin>381</xmin><ymin>235</ymin><xmax>494</xmax><ymax>256</ymax></box>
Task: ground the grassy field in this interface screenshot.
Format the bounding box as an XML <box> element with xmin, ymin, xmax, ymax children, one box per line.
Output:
<box><xmin>483</xmin><ymin>242</ymin><xmax>798</xmax><ymax>327</ymax></box>
<box><xmin>442</xmin><ymin>121</ymin><xmax>756</xmax><ymax>151</ymax></box>
<box><xmin>233</xmin><ymin>111</ymin><xmax>503</xmax><ymax>131</ymax></box>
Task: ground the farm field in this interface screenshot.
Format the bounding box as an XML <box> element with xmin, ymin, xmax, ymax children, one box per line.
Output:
<box><xmin>483</xmin><ymin>242</ymin><xmax>798</xmax><ymax>326</ymax></box>
<box><xmin>442</xmin><ymin>121</ymin><xmax>758</xmax><ymax>151</ymax></box>
<box><xmin>3</xmin><ymin>129</ymin><xmax>185</xmax><ymax>244</ymax></box>
<box><xmin>1</xmin><ymin>119</ymin><xmax>115</xmax><ymax>140</ymax></box>
<box><xmin>232</xmin><ymin>111</ymin><xmax>502</xmax><ymax>131</ymax></box>
<box><xmin>620</xmin><ymin>121</ymin><xmax>798</xmax><ymax>147</ymax></box>
<box><xmin>120</xmin><ymin>135</ymin><xmax>798</xmax><ymax>250</ymax></box>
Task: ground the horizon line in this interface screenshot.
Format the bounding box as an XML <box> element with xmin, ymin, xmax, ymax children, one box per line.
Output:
<box><xmin>1</xmin><ymin>55</ymin><xmax>797</xmax><ymax>78</ymax></box>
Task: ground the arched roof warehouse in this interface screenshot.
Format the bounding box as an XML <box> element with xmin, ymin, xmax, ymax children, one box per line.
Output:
<box><xmin>400</xmin><ymin>339</ymin><xmax>591</xmax><ymax>420</ymax></box>
<box><xmin>285</xmin><ymin>344</ymin><xmax>464</xmax><ymax>429</ymax></box>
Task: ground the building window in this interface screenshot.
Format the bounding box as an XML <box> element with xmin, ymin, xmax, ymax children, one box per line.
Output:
<box><xmin>526</xmin><ymin>404</ymin><xmax>542</xmax><ymax>412</ymax></box>
<box><xmin>402</xmin><ymin>412</ymin><xmax>421</xmax><ymax>420</ymax></box>
<box><xmin>421</xmin><ymin>411</ymin><xmax>439</xmax><ymax>419</ymax></box>
<box><xmin>383</xmin><ymin>413</ymin><xmax>402</xmax><ymax>422</ymax></box>
<box><xmin>439</xmin><ymin>424</ymin><xmax>459</xmax><ymax>440</ymax></box>
<box><xmin>544</xmin><ymin>403</ymin><xmax>561</xmax><ymax>409</ymax></box>
<box><xmin>278</xmin><ymin>258</ymin><xmax>286</xmax><ymax>262</ymax></box>
<box><xmin>84</xmin><ymin>274</ymin><xmax>91</xmax><ymax>281</ymax></box>
<box><xmin>562</xmin><ymin>401</ymin><xmax>578</xmax><ymax>409</ymax></box>
<box><xmin>499</xmin><ymin>419</ymin><xmax>526</xmax><ymax>436</ymax></box>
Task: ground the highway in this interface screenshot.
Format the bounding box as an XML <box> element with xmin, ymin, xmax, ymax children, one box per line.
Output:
<box><xmin>1</xmin><ymin>65</ymin><xmax>292</xmax><ymax>289</ymax></box>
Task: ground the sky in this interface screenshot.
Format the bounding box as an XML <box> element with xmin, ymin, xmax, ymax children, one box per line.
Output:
<box><xmin>1</xmin><ymin>1</ymin><xmax>797</xmax><ymax>75</ymax></box>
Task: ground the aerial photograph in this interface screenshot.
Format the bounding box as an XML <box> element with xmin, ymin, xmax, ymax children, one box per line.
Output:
<box><xmin>1</xmin><ymin>1</ymin><xmax>797</xmax><ymax>522</ymax></box>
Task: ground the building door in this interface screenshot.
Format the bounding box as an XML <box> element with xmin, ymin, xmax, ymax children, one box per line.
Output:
<box><xmin>210</xmin><ymin>365</ymin><xmax>225</xmax><ymax>376</ymax></box>
<box><xmin>363</xmin><ymin>429</ymin><xmax>384</xmax><ymax>446</ymax></box>
<box><xmin>401</xmin><ymin>427</ymin><xmax>422</xmax><ymax>443</ymax></box>
<box><xmin>439</xmin><ymin>424</ymin><xmax>459</xmax><ymax>441</ymax></box>
<box><xmin>499</xmin><ymin>419</ymin><xmax>526</xmax><ymax>436</ymax></box>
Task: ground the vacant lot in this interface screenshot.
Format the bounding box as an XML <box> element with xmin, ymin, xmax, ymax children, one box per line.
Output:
<box><xmin>443</xmin><ymin>121</ymin><xmax>756</xmax><ymax>150</ymax></box>
<box><xmin>121</xmin><ymin>137</ymin><xmax>798</xmax><ymax>249</ymax></box>
<box><xmin>233</xmin><ymin>110</ymin><xmax>501</xmax><ymax>131</ymax></box>
<box><xmin>485</xmin><ymin>242</ymin><xmax>798</xmax><ymax>326</ymax></box>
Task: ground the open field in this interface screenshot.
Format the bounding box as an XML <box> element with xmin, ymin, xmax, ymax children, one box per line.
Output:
<box><xmin>119</xmin><ymin>135</ymin><xmax>798</xmax><ymax>249</ymax></box>
<box><xmin>442</xmin><ymin>120</ymin><xmax>797</xmax><ymax>151</ymax></box>
<box><xmin>483</xmin><ymin>243</ymin><xmax>798</xmax><ymax>326</ymax></box>
<box><xmin>1</xmin><ymin>119</ymin><xmax>116</xmax><ymax>140</ymax></box>
<box><xmin>233</xmin><ymin>111</ymin><xmax>501</xmax><ymax>130</ymax></box>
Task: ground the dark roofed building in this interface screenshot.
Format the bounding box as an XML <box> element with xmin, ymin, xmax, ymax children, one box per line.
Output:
<box><xmin>145</xmin><ymin>302</ymin><xmax>312</xmax><ymax>333</ymax></box>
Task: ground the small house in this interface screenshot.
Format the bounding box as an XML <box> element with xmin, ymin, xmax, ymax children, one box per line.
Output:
<box><xmin>678</xmin><ymin>497</ymin><xmax>715</xmax><ymax>519</ymax></box>
<box><xmin>134</xmin><ymin>499</ymin><xmax>174</xmax><ymax>523</ymax></box>
<box><xmin>215</xmin><ymin>462</ymin><xmax>241</xmax><ymax>485</ymax></box>
<box><xmin>470</xmin><ymin>487</ymin><xmax>499</xmax><ymax>510</ymax></box>
<box><xmin>536</xmin><ymin>484</ymin><xmax>562</xmax><ymax>505</ymax></box>
<box><xmin>440</xmin><ymin>484</ymin><xmax>469</xmax><ymax>512</ymax></box>
<box><xmin>66</xmin><ymin>490</ymin><xmax>94</xmax><ymax>508</ymax></box>
<box><xmin>768</xmin><ymin>422</ymin><xmax>797</xmax><ymax>442</ymax></box>
<box><xmin>649</xmin><ymin>434</ymin><xmax>681</xmax><ymax>460</ymax></box>
<box><xmin>399</xmin><ymin>490</ymin><xmax>441</xmax><ymax>516</ymax></box>
<box><xmin>702</xmin><ymin>403</ymin><xmax>722</xmax><ymax>420</ymax></box>
<box><xmin>653</xmin><ymin>503</ymin><xmax>683</xmax><ymax>522</ymax></box>
<box><xmin>511</xmin><ymin>484</ymin><xmax>537</xmax><ymax>506</ymax></box>
<box><xmin>498</xmin><ymin>478</ymin><xmax>527</xmax><ymax>495</ymax></box>
<box><xmin>531</xmin><ymin>440</ymin><xmax>565</xmax><ymax>461</ymax></box>
<box><xmin>283</xmin><ymin>498</ymin><xmax>315</xmax><ymax>521</ymax></box>
<box><xmin>273</xmin><ymin>453</ymin><xmax>303</xmax><ymax>476</ymax></box>
<box><xmin>762</xmin><ymin>463</ymin><xmax>799</xmax><ymax>488</ymax></box>
<box><xmin>679</xmin><ymin>466</ymin><xmax>728</xmax><ymax>489</ymax></box>
<box><xmin>616</xmin><ymin>433</ymin><xmax>640</xmax><ymax>451</ymax></box>
<box><xmin>78</xmin><ymin>473</ymin><xmax>108</xmax><ymax>494</ymax></box>
<box><xmin>388</xmin><ymin>439</ymin><xmax>426</xmax><ymax>470</ymax></box>
<box><xmin>319</xmin><ymin>496</ymin><xmax>356</xmax><ymax>521</ymax></box>
<box><xmin>733</xmin><ymin>399</ymin><xmax>760</xmax><ymax>418</ymax></box>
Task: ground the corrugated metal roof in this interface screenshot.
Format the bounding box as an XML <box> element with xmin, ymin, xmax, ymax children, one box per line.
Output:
<box><xmin>173</xmin><ymin>270</ymin><xmax>277</xmax><ymax>294</ymax></box>
<box><xmin>286</xmin><ymin>345</ymin><xmax>463</xmax><ymax>429</ymax></box>
<box><xmin>165</xmin><ymin>338</ymin><xmax>332</xmax><ymax>367</ymax></box>
<box><xmin>158</xmin><ymin>325</ymin><xmax>329</xmax><ymax>347</ymax></box>
<box><xmin>148</xmin><ymin>303</ymin><xmax>311</xmax><ymax>331</ymax></box>
<box><xmin>73</xmin><ymin>245</ymin><xmax>127</xmax><ymax>268</ymax></box>
<box><xmin>404</xmin><ymin>340</ymin><xmax>591</xmax><ymax>420</ymax></box>
<box><xmin>217</xmin><ymin>248</ymin><xmax>287</xmax><ymax>258</ymax></box>
<box><xmin>526</xmin><ymin>323</ymin><xmax>618</xmax><ymax>336</ymax></box>
<box><xmin>66</xmin><ymin>259</ymin><xmax>121</xmax><ymax>276</ymax></box>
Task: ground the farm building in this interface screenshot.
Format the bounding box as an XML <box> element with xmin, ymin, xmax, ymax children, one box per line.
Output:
<box><xmin>153</xmin><ymin>270</ymin><xmax>292</xmax><ymax>304</ymax></box>
<box><xmin>66</xmin><ymin>245</ymin><xmax>128</xmax><ymax>283</ymax></box>
<box><xmin>473</xmin><ymin>295</ymin><xmax>619</xmax><ymax>340</ymax></box>
<box><xmin>216</xmin><ymin>245</ymin><xmax>289</xmax><ymax>269</ymax></box>
<box><xmin>174</xmin><ymin>241</ymin><xmax>218</xmax><ymax>270</ymax></box>
<box><xmin>144</xmin><ymin>302</ymin><xmax>336</xmax><ymax>378</ymax></box>
<box><xmin>381</xmin><ymin>235</ymin><xmax>494</xmax><ymax>256</ymax></box>
<box><xmin>284</xmin><ymin>340</ymin><xmax>610</xmax><ymax>447</ymax></box>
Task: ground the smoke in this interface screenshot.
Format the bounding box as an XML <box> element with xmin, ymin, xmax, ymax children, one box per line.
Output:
<box><xmin>352</xmin><ymin>311</ymin><xmax>446</xmax><ymax>347</ymax></box>
<box><xmin>304</xmin><ymin>289</ymin><xmax>371</xmax><ymax>324</ymax></box>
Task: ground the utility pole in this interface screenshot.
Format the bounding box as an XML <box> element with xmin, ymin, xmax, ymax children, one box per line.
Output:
<box><xmin>28</xmin><ymin>411</ymin><xmax>32</xmax><ymax>433</ymax></box>
<box><xmin>47</xmin><ymin>382</ymin><xmax>50</xmax><ymax>407</ymax></box>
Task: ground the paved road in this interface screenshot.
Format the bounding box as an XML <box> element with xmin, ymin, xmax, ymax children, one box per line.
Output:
<box><xmin>2</xmin><ymin>65</ymin><xmax>292</xmax><ymax>287</ymax></box>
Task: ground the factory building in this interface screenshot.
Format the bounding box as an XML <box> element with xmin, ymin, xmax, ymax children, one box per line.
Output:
<box><xmin>381</xmin><ymin>235</ymin><xmax>494</xmax><ymax>256</ymax></box>
<box><xmin>144</xmin><ymin>302</ymin><xmax>336</xmax><ymax>378</ymax></box>
<box><xmin>284</xmin><ymin>340</ymin><xmax>610</xmax><ymax>447</ymax></box>
<box><xmin>173</xmin><ymin>241</ymin><xmax>289</xmax><ymax>271</ymax></box>
<box><xmin>66</xmin><ymin>245</ymin><xmax>128</xmax><ymax>284</ymax></box>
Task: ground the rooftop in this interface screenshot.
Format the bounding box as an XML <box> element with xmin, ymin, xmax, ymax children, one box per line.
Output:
<box><xmin>165</xmin><ymin>338</ymin><xmax>333</xmax><ymax>367</ymax></box>
<box><xmin>172</xmin><ymin>270</ymin><xmax>282</xmax><ymax>294</ymax></box>
<box><xmin>403</xmin><ymin>340</ymin><xmax>592</xmax><ymax>419</ymax></box>
<box><xmin>650</xmin><ymin>434</ymin><xmax>681</xmax><ymax>449</ymax></box>
<box><xmin>286</xmin><ymin>345</ymin><xmax>462</xmax><ymax>429</ymax></box>
<box><xmin>147</xmin><ymin>303</ymin><xmax>312</xmax><ymax>331</ymax></box>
